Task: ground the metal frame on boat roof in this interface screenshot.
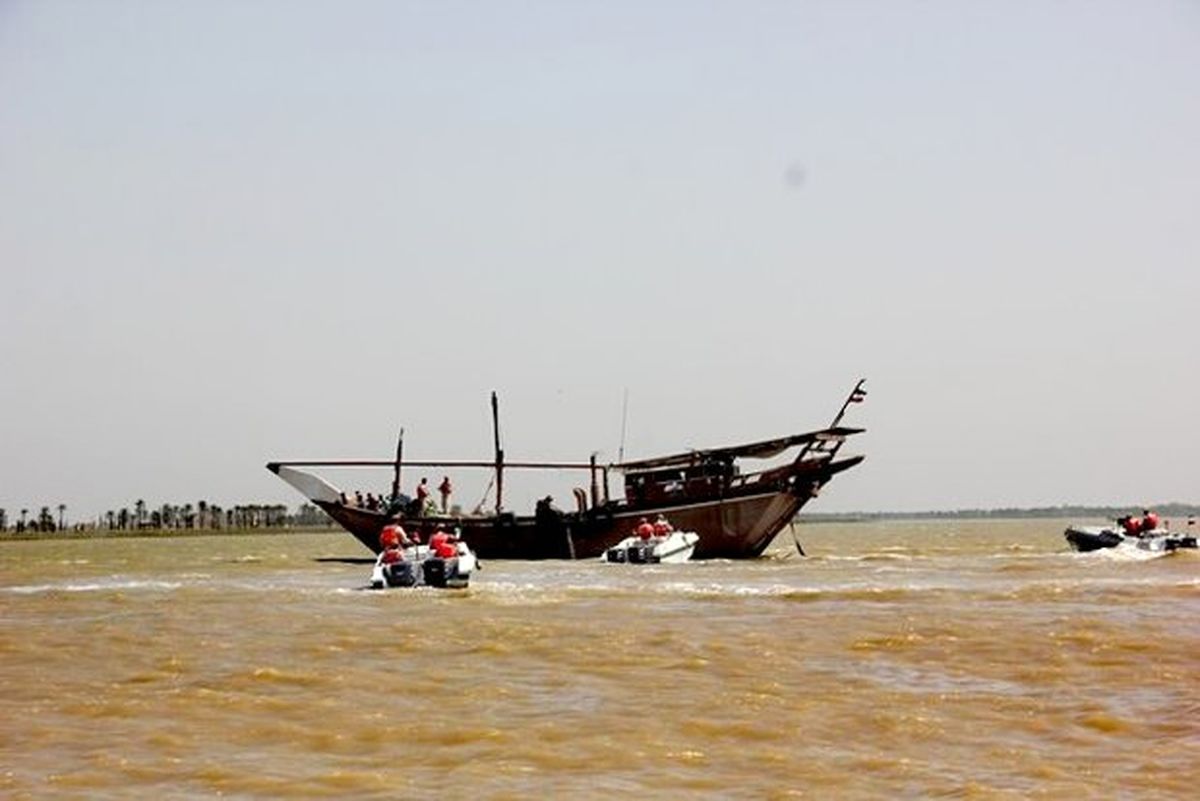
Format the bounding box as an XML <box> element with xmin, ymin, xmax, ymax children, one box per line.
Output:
<box><xmin>269</xmin><ymin>381</ymin><xmax>868</xmax><ymax>477</ymax></box>
<box><xmin>616</xmin><ymin>426</ymin><xmax>865</xmax><ymax>472</ymax></box>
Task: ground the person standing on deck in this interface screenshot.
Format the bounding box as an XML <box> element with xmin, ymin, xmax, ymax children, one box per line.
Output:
<box><xmin>415</xmin><ymin>478</ymin><xmax>431</xmax><ymax>516</ymax></box>
<box><xmin>438</xmin><ymin>476</ymin><xmax>453</xmax><ymax>514</ymax></box>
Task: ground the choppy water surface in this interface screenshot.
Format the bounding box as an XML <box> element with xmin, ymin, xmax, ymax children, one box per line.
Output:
<box><xmin>2</xmin><ymin>520</ymin><xmax>1197</xmax><ymax>799</ymax></box>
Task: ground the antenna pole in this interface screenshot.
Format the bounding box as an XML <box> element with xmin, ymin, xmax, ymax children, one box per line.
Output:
<box><xmin>618</xmin><ymin>388</ymin><xmax>629</xmax><ymax>464</ymax></box>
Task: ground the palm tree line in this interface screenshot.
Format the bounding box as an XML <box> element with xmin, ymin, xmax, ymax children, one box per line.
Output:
<box><xmin>0</xmin><ymin>501</ymin><xmax>332</xmax><ymax>534</ymax></box>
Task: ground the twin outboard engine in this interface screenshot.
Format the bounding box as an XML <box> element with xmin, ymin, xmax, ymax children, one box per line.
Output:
<box><xmin>604</xmin><ymin>543</ymin><xmax>659</xmax><ymax>564</ymax></box>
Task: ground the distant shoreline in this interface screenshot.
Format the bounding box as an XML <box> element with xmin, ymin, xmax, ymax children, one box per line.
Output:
<box><xmin>0</xmin><ymin>526</ymin><xmax>338</xmax><ymax>543</ymax></box>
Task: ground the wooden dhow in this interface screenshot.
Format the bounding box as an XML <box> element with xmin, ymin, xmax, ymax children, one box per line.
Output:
<box><xmin>267</xmin><ymin>381</ymin><xmax>867</xmax><ymax>560</ymax></box>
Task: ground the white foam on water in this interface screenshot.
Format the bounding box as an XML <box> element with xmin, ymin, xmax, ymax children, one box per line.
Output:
<box><xmin>815</xmin><ymin>553</ymin><xmax>915</xmax><ymax>562</ymax></box>
<box><xmin>4</xmin><ymin>578</ymin><xmax>183</xmax><ymax>595</ymax></box>
<box><xmin>1090</xmin><ymin>546</ymin><xmax>1170</xmax><ymax>563</ymax></box>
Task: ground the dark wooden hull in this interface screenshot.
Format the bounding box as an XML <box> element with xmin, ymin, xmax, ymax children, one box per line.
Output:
<box><xmin>319</xmin><ymin>455</ymin><xmax>863</xmax><ymax>560</ymax></box>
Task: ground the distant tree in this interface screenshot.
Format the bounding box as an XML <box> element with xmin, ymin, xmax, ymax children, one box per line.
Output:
<box><xmin>20</xmin><ymin>508</ymin><xmax>29</xmax><ymax>529</ymax></box>
<box><xmin>38</xmin><ymin>506</ymin><xmax>54</xmax><ymax>531</ymax></box>
<box><xmin>295</xmin><ymin>503</ymin><xmax>330</xmax><ymax>527</ymax></box>
<box><xmin>57</xmin><ymin>504</ymin><xmax>66</xmax><ymax>531</ymax></box>
<box><xmin>134</xmin><ymin>499</ymin><xmax>146</xmax><ymax>528</ymax></box>
<box><xmin>0</xmin><ymin>508</ymin><xmax>6</xmax><ymax>532</ymax></box>
<box><xmin>105</xmin><ymin>510</ymin><xmax>116</xmax><ymax>530</ymax></box>
<box><xmin>118</xmin><ymin>508</ymin><xmax>129</xmax><ymax>530</ymax></box>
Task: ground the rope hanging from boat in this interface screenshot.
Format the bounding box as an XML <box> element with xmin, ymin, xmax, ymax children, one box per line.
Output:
<box><xmin>473</xmin><ymin>474</ymin><xmax>495</xmax><ymax>515</ymax></box>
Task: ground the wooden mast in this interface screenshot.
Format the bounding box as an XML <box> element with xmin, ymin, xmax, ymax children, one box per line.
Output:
<box><xmin>391</xmin><ymin>427</ymin><xmax>404</xmax><ymax>501</ymax></box>
<box><xmin>492</xmin><ymin>391</ymin><xmax>504</xmax><ymax>514</ymax></box>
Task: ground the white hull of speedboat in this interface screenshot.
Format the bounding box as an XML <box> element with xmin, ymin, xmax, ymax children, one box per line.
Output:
<box><xmin>602</xmin><ymin>531</ymin><xmax>700</xmax><ymax>564</ymax></box>
<box><xmin>1065</xmin><ymin>525</ymin><xmax>1197</xmax><ymax>554</ymax></box>
<box><xmin>369</xmin><ymin>543</ymin><xmax>477</xmax><ymax>589</ymax></box>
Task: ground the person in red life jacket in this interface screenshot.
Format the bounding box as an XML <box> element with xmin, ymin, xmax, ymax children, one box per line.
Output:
<box><xmin>438</xmin><ymin>476</ymin><xmax>453</xmax><ymax>514</ymax></box>
<box><xmin>652</xmin><ymin>515</ymin><xmax>673</xmax><ymax>537</ymax></box>
<box><xmin>379</xmin><ymin>524</ymin><xmax>406</xmax><ymax>564</ymax></box>
<box><xmin>635</xmin><ymin>517</ymin><xmax>655</xmax><ymax>541</ymax></box>
<box><xmin>429</xmin><ymin>528</ymin><xmax>458</xmax><ymax>558</ymax></box>
<box><xmin>1120</xmin><ymin>515</ymin><xmax>1143</xmax><ymax>537</ymax></box>
<box><xmin>1141</xmin><ymin>509</ymin><xmax>1160</xmax><ymax>533</ymax></box>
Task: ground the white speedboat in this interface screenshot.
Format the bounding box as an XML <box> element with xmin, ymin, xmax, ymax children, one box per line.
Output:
<box><xmin>1064</xmin><ymin>525</ymin><xmax>1197</xmax><ymax>554</ymax></box>
<box><xmin>369</xmin><ymin>541</ymin><xmax>477</xmax><ymax>589</ymax></box>
<box><xmin>603</xmin><ymin>530</ymin><xmax>700</xmax><ymax>564</ymax></box>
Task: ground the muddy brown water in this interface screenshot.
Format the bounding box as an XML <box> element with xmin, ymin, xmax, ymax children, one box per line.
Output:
<box><xmin>2</xmin><ymin>520</ymin><xmax>1197</xmax><ymax>799</ymax></box>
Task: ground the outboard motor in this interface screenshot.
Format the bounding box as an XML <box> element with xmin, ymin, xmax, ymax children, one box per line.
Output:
<box><xmin>605</xmin><ymin>546</ymin><xmax>627</xmax><ymax>563</ymax></box>
<box><xmin>383</xmin><ymin>561</ymin><xmax>416</xmax><ymax>588</ymax></box>
<box><xmin>422</xmin><ymin>557</ymin><xmax>459</xmax><ymax>588</ymax></box>
<box><xmin>627</xmin><ymin>543</ymin><xmax>657</xmax><ymax>564</ymax></box>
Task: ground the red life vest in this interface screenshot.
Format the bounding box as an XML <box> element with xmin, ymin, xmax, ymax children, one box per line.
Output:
<box><xmin>430</xmin><ymin>531</ymin><xmax>456</xmax><ymax>558</ymax></box>
<box><xmin>380</xmin><ymin>525</ymin><xmax>400</xmax><ymax>549</ymax></box>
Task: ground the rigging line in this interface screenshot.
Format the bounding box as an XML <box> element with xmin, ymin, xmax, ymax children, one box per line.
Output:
<box><xmin>473</xmin><ymin>474</ymin><xmax>495</xmax><ymax>515</ymax></box>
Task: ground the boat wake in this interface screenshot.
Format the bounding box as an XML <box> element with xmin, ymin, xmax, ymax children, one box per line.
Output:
<box><xmin>1085</xmin><ymin>546</ymin><xmax>1172</xmax><ymax>563</ymax></box>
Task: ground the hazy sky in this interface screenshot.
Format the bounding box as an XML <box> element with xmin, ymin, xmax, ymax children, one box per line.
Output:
<box><xmin>2</xmin><ymin>1</ymin><xmax>1198</xmax><ymax>520</ymax></box>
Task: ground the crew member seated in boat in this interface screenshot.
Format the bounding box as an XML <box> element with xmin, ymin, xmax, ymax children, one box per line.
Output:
<box><xmin>429</xmin><ymin>528</ymin><xmax>458</xmax><ymax>559</ymax></box>
<box><xmin>379</xmin><ymin>525</ymin><xmax>406</xmax><ymax>563</ymax></box>
<box><xmin>1141</xmin><ymin>509</ymin><xmax>1160</xmax><ymax>533</ymax></box>
<box><xmin>636</xmin><ymin>517</ymin><xmax>655</xmax><ymax>541</ymax></box>
<box><xmin>652</xmin><ymin>515</ymin><xmax>673</xmax><ymax>537</ymax></box>
<box><xmin>1120</xmin><ymin>515</ymin><xmax>1143</xmax><ymax>537</ymax></box>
